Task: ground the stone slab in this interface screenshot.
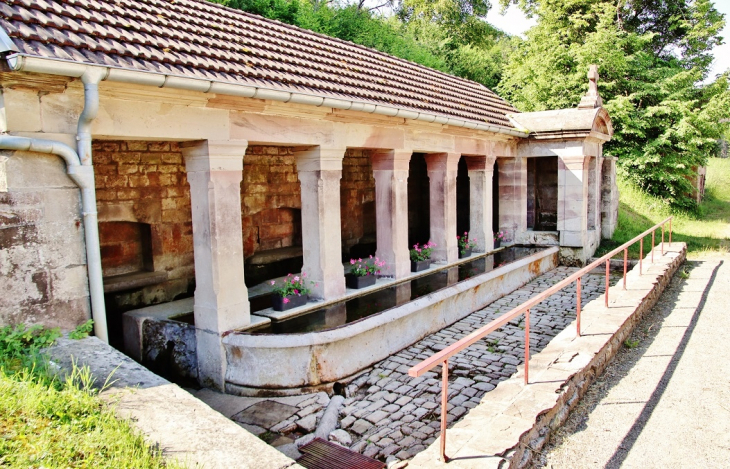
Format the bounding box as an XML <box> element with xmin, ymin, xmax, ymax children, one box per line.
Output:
<box><xmin>47</xmin><ymin>337</ymin><xmax>302</xmax><ymax>469</ymax></box>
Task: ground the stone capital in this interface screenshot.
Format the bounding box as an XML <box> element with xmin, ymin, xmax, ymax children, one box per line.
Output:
<box><xmin>424</xmin><ymin>152</ymin><xmax>460</xmax><ymax>172</ymax></box>
<box><xmin>181</xmin><ymin>140</ymin><xmax>248</xmax><ymax>173</ymax></box>
<box><xmin>371</xmin><ymin>149</ymin><xmax>412</xmax><ymax>171</ymax></box>
<box><xmin>464</xmin><ymin>154</ymin><xmax>497</xmax><ymax>171</ymax></box>
<box><xmin>294</xmin><ymin>146</ymin><xmax>345</xmax><ymax>172</ymax></box>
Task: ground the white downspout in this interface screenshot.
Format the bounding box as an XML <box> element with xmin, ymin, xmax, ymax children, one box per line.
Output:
<box><xmin>75</xmin><ymin>67</ymin><xmax>108</xmax><ymax>342</ymax></box>
<box><xmin>0</xmin><ymin>136</ymin><xmax>108</xmax><ymax>342</ymax></box>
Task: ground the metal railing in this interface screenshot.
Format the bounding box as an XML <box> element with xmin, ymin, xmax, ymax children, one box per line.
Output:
<box><xmin>408</xmin><ymin>217</ymin><xmax>674</xmax><ymax>462</ymax></box>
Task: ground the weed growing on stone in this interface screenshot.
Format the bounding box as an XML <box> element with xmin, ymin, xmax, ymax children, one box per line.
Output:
<box><xmin>69</xmin><ymin>319</ymin><xmax>95</xmax><ymax>340</ymax></box>
<box><xmin>624</xmin><ymin>338</ymin><xmax>640</xmax><ymax>349</ymax></box>
<box><xmin>679</xmin><ymin>268</ymin><xmax>691</xmax><ymax>279</ymax></box>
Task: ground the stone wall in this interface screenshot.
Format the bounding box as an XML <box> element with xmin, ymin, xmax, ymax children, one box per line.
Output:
<box><xmin>527</xmin><ymin>157</ymin><xmax>558</xmax><ymax>231</ymax></box>
<box><xmin>93</xmin><ymin>141</ymin><xmax>194</xmax><ymax>326</ymax></box>
<box><xmin>340</xmin><ymin>149</ymin><xmax>376</xmax><ymax>258</ymax></box>
<box><xmin>0</xmin><ymin>150</ymin><xmax>90</xmax><ymax>330</ymax></box>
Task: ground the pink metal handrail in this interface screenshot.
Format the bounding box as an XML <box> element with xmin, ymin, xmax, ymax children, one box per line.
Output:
<box><xmin>408</xmin><ymin>216</ymin><xmax>674</xmax><ymax>462</ymax></box>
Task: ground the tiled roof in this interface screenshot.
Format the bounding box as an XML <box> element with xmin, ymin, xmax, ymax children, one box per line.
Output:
<box><xmin>0</xmin><ymin>0</ymin><xmax>519</xmax><ymax>128</ymax></box>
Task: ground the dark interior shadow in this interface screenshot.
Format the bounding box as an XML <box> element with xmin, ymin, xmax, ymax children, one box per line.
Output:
<box><xmin>604</xmin><ymin>260</ymin><xmax>722</xmax><ymax>468</ymax></box>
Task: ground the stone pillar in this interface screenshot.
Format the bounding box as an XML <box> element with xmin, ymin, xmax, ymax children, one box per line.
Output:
<box><xmin>372</xmin><ymin>150</ymin><xmax>411</xmax><ymax>279</ymax></box>
<box><xmin>497</xmin><ymin>157</ymin><xmax>527</xmax><ymax>244</ymax></box>
<box><xmin>601</xmin><ymin>156</ymin><xmax>619</xmax><ymax>239</ymax></box>
<box><xmin>182</xmin><ymin>140</ymin><xmax>250</xmax><ymax>390</ymax></box>
<box><xmin>558</xmin><ymin>155</ymin><xmax>589</xmax><ymax>247</ymax></box>
<box><xmin>295</xmin><ymin>147</ymin><xmax>346</xmax><ymax>300</ymax></box>
<box><xmin>424</xmin><ymin>152</ymin><xmax>459</xmax><ymax>263</ymax></box>
<box><xmin>465</xmin><ymin>155</ymin><xmax>496</xmax><ymax>252</ymax></box>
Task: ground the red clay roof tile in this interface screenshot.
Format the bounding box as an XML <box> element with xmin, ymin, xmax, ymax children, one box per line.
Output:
<box><xmin>1</xmin><ymin>0</ymin><xmax>519</xmax><ymax>127</ymax></box>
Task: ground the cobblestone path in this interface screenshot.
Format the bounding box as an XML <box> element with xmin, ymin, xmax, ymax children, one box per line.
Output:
<box><xmin>329</xmin><ymin>267</ymin><xmax>612</xmax><ymax>461</ymax></box>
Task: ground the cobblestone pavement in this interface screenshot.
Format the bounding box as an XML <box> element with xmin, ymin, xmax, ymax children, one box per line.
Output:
<box><xmin>259</xmin><ymin>267</ymin><xmax>616</xmax><ymax>463</ymax></box>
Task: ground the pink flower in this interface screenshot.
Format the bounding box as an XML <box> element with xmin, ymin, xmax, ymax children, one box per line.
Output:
<box><xmin>270</xmin><ymin>280</ymin><xmax>275</xmax><ymax>285</ymax></box>
<box><xmin>283</xmin><ymin>297</ymin><xmax>290</xmax><ymax>304</ymax></box>
<box><xmin>294</xmin><ymin>289</ymin><xmax>299</xmax><ymax>295</ymax></box>
<box><xmin>302</xmin><ymin>272</ymin><xmax>307</xmax><ymax>278</ymax></box>
<box><xmin>350</xmin><ymin>259</ymin><xmax>355</xmax><ymax>265</ymax></box>
<box><xmin>294</xmin><ymin>276</ymin><xmax>300</xmax><ymax>281</ymax></box>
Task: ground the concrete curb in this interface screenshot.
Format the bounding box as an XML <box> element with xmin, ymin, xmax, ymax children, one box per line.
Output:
<box><xmin>407</xmin><ymin>243</ymin><xmax>686</xmax><ymax>468</ymax></box>
<box><xmin>48</xmin><ymin>337</ymin><xmax>304</xmax><ymax>469</ymax></box>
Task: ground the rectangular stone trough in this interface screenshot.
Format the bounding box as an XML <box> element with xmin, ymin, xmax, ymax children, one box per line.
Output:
<box><xmin>223</xmin><ymin>247</ymin><xmax>559</xmax><ymax>395</ymax></box>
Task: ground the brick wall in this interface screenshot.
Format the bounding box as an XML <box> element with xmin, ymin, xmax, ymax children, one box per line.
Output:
<box><xmin>241</xmin><ymin>146</ymin><xmax>301</xmax><ymax>259</ymax></box>
<box><xmin>340</xmin><ymin>149</ymin><xmax>376</xmax><ymax>256</ymax></box>
<box><xmin>93</xmin><ymin>141</ymin><xmax>194</xmax><ymax>312</ymax></box>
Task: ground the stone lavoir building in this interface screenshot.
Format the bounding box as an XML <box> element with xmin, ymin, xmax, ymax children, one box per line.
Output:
<box><xmin>0</xmin><ymin>0</ymin><xmax>616</xmax><ymax>389</ymax></box>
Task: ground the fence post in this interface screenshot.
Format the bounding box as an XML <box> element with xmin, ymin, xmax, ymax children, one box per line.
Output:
<box><xmin>605</xmin><ymin>259</ymin><xmax>610</xmax><ymax>307</ymax></box>
<box><xmin>440</xmin><ymin>359</ymin><xmax>449</xmax><ymax>462</ymax></box>
<box><xmin>623</xmin><ymin>248</ymin><xmax>627</xmax><ymax>290</ymax></box>
<box><xmin>640</xmin><ymin>238</ymin><xmax>643</xmax><ymax>275</ymax></box>
<box><xmin>525</xmin><ymin>309</ymin><xmax>530</xmax><ymax>385</ymax></box>
<box><xmin>576</xmin><ymin>277</ymin><xmax>582</xmax><ymax>337</ymax></box>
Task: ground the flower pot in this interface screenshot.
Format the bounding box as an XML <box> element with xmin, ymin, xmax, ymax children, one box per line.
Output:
<box><xmin>493</xmin><ymin>239</ymin><xmax>501</xmax><ymax>249</ymax></box>
<box><xmin>459</xmin><ymin>247</ymin><xmax>472</xmax><ymax>259</ymax></box>
<box><xmin>272</xmin><ymin>294</ymin><xmax>308</xmax><ymax>311</ymax></box>
<box><xmin>346</xmin><ymin>274</ymin><xmax>377</xmax><ymax>289</ymax></box>
<box><xmin>411</xmin><ymin>259</ymin><xmax>431</xmax><ymax>272</ymax></box>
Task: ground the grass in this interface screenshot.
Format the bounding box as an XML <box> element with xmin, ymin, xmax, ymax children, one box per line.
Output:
<box><xmin>596</xmin><ymin>158</ymin><xmax>730</xmax><ymax>259</ymax></box>
<box><xmin>0</xmin><ymin>324</ymin><xmax>179</xmax><ymax>469</ymax></box>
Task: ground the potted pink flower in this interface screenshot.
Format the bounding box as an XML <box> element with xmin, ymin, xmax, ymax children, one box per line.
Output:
<box><xmin>493</xmin><ymin>231</ymin><xmax>505</xmax><ymax>249</ymax></box>
<box><xmin>410</xmin><ymin>241</ymin><xmax>436</xmax><ymax>272</ymax></box>
<box><xmin>457</xmin><ymin>232</ymin><xmax>477</xmax><ymax>258</ymax></box>
<box><xmin>346</xmin><ymin>256</ymin><xmax>385</xmax><ymax>289</ymax></box>
<box><xmin>270</xmin><ymin>273</ymin><xmax>314</xmax><ymax>311</ymax></box>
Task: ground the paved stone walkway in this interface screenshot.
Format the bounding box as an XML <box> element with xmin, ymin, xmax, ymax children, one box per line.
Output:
<box><xmin>331</xmin><ymin>267</ymin><xmax>612</xmax><ymax>462</ymax></box>
<box><xmin>534</xmin><ymin>257</ymin><xmax>730</xmax><ymax>468</ymax></box>
<box><xmin>195</xmin><ymin>266</ymin><xmax>618</xmax><ymax>464</ymax></box>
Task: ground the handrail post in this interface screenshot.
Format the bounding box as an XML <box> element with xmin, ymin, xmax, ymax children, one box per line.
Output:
<box><xmin>651</xmin><ymin>230</ymin><xmax>655</xmax><ymax>263</ymax></box>
<box><xmin>605</xmin><ymin>259</ymin><xmax>610</xmax><ymax>307</ymax></box>
<box><xmin>524</xmin><ymin>309</ymin><xmax>530</xmax><ymax>385</ymax></box>
<box><xmin>640</xmin><ymin>238</ymin><xmax>643</xmax><ymax>275</ymax></box>
<box><xmin>661</xmin><ymin>224</ymin><xmax>665</xmax><ymax>255</ymax></box>
<box><xmin>440</xmin><ymin>359</ymin><xmax>449</xmax><ymax>462</ymax></box>
<box><xmin>623</xmin><ymin>248</ymin><xmax>627</xmax><ymax>290</ymax></box>
<box><xmin>576</xmin><ymin>277</ymin><xmax>582</xmax><ymax>337</ymax></box>
<box><xmin>669</xmin><ymin>218</ymin><xmax>672</xmax><ymax>246</ymax></box>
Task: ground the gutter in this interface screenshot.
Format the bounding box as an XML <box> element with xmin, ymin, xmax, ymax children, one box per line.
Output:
<box><xmin>0</xmin><ymin>136</ymin><xmax>109</xmax><ymax>343</ymax></box>
<box><xmin>6</xmin><ymin>54</ymin><xmax>529</xmax><ymax>139</ymax></box>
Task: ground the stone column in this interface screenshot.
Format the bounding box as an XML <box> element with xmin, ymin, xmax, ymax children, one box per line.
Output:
<box><xmin>558</xmin><ymin>155</ymin><xmax>589</xmax><ymax>247</ymax></box>
<box><xmin>295</xmin><ymin>147</ymin><xmax>346</xmax><ymax>300</ymax></box>
<box><xmin>601</xmin><ymin>156</ymin><xmax>619</xmax><ymax>239</ymax></box>
<box><xmin>497</xmin><ymin>157</ymin><xmax>527</xmax><ymax>244</ymax></box>
<box><xmin>424</xmin><ymin>152</ymin><xmax>459</xmax><ymax>263</ymax></box>
<box><xmin>182</xmin><ymin>140</ymin><xmax>249</xmax><ymax>390</ymax></box>
<box><xmin>372</xmin><ymin>150</ymin><xmax>411</xmax><ymax>279</ymax></box>
<box><xmin>465</xmin><ymin>155</ymin><xmax>496</xmax><ymax>252</ymax></box>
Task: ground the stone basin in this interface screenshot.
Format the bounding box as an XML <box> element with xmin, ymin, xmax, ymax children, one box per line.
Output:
<box><xmin>222</xmin><ymin>247</ymin><xmax>559</xmax><ymax>395</ymax></box>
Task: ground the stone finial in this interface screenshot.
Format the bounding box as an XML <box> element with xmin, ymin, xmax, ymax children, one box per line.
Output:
<box><xmin>578</xmin><ymin>64</ymin><xmax>603</xmax><ymax>109</ymax></box>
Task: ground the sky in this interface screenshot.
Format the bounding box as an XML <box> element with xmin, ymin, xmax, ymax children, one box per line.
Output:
<box><xmin>486</xmin><ymin>2</ymin><xmax>730</xmax><ymax>82</ymax></box>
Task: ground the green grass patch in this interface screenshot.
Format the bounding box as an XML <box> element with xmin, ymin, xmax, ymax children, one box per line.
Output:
<box><xmin>0</xmin><ymin>325</ymin><xmax>179</xmax><ymax>468</ymax></box>
<box><xmin>597</xmin><ymin>158</ymin><xmax>730</xmax><ymax>259</ymax></box>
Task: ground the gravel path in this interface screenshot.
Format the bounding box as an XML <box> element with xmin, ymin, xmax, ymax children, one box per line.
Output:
<box><xmin>533</xmin><ymin>256</ymin><xmax>730</xmax><ymax>468</ymax></box>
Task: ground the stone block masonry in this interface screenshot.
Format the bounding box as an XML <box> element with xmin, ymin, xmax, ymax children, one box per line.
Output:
<box><xmin>0</xmin><ymin>150</ymin><xmax>90</xmax><ymax>330</ymax></box>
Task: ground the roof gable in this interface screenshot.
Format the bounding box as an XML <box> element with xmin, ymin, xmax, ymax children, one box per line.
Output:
<box><xmin>0</xmin><ymin>0</ymin><xmax>519</xmax><ymax>129</ymax></box>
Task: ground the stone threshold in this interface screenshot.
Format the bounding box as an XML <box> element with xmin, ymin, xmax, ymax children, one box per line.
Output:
<box><xmin>47</xmin><ymin>337</ymin><xmax>304</xmax><ymax>469</ymax></box>
<box><xmin>407</xmin><ymin>243</ymin><xmax>686</xmax><ymax>469</ymax></box>
<box><xmin>251</xmin><ymin>248</ymin><xmax>507</xmax><ymax>323</ymax></box>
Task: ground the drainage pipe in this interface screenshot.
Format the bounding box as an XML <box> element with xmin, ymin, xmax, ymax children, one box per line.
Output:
<box><xmin>0</xmin><ymin>135</ymin><xmax>108</xmax><ymax>342</ymax></box>
<box><xmin>6</xmin><ymin>55</ymin><xmax>530</xmax><ymax>139</ymax></box>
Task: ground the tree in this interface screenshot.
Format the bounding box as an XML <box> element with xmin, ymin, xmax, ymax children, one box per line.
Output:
<box><xmin>498</xmin><ymin>0</ymin><xmax>729</xmax><ymax>209</ymax></box>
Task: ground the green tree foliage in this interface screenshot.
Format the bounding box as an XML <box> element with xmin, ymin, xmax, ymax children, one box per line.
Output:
<box><xmin>498</xmin><ymin>0</ymin><xmax>729</xmax><ymax>209</ymax></box>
